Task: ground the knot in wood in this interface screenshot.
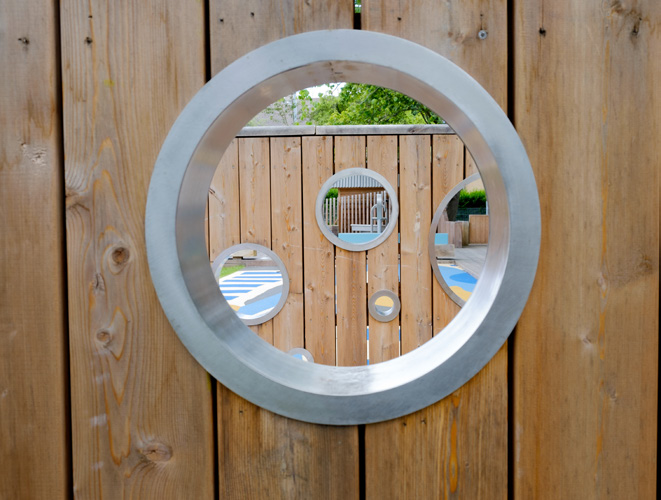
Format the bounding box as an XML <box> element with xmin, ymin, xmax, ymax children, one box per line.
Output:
<box><xmin>95</xmin><ymin>329</ymin><xmax>112</xmax><ymax>345</ymax></box>
<box><xmin>140</xmin><ymin>442</ymin><xmax>172</xmax><ymax>463</ymax></box>
<box><xmin>111</xmin><ymin>246</ymin><xmax>130</xmax><ymax>266</ymax></box>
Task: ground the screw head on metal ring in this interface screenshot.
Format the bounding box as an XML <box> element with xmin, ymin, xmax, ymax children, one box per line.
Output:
<box><xmin>145</xmin><ymin>29</ymin><xmax>540</xmax><ymax>425</ymax></box>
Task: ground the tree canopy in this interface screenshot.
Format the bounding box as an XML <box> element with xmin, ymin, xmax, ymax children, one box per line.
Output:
<box><xmin>298</xmin><ymin>83</ymin><xmax>444</xmax><ymax>126</ymax></box>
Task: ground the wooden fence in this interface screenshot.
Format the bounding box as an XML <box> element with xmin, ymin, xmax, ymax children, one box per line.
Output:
<box><xmin>1</xmin><ymin>1</ymin><xmax>658</xmax><ymax>499</ymax></box>
<box><xmin>208</xmin><ymin>127</ymin><xmax>468</xmax><ymax>363</ymax></box>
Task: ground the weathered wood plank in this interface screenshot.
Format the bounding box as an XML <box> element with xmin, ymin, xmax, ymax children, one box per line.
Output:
<box><xmin>211</xmin><ymin>0</ymin><xmax>354</xmax><ymax>71</ymax></box>
<box><xmin>270</xmin><ymin>136</ymin><xmax>304</xmax><ymax>352</ymax></box>
<box><xmin>513</xmin><ymin>1</ymin><xmax>659</xmax><ymax>498</ymax></box>
<box><xmin>218</xmin><ymin>387</ymin><xmax>359</xmax><ymax>498</ymax></box>
<box><xmin>399</xmin><ymin>135</ymin><xmax>433</xmax><ymax>353</ymax></box>
<box><xmin>468</xmin><ymin>214</ymin><xmax>489</xmax><ymax>244</ymax></box>
<box><xmin>362</xmin><ymin>2</ymin><xmax>508</xmax><ymax>498</ymax></box>
<box><xmin>335</xmin><ymin>136</ymin><xmax>368</xmax><ymax>366</ymax></box>
<box><xmin>211</xmin><ymin>4</ymin><xmax>359</xmax><ymax>497</ymax></box>
<box><xmin>431</xmin><ymin>135</ymin><xmax>464</xmax><ymax>333</ymax></box>
<box><xmin>302</xmin><ymin>136</ymin><xmax>336</xmax><ymax>365</ymax></box>
<box><xmin>238</xmin><ymin>137</ymin><xmax>273</xmax><ymax>343</ymax></box>
<box><xmin>366</xmin><ymin>136</ymin><xmax>400</xmax><ymax>363</ymax></box>
<box><xmin>362</xmin><ymin>0</ymin><xmax>507</xmax><ymax>104</ymax></box>
<box><xmin>209</xmin><ymin>140</ymin><xmax>240</xmax><ymax>261</ymax></box>
<box><xmin>61</xmin><ymin>1</ymin><xmax>214</xmax><ymax>497</ymax></box>
<box><xmin>0</xmin><ymin>2</ymin><xmax>69</xmax><ymax>498</ymax></box>
<box><xmin>365</xmin><ymin>346</ymin><xmax>508</xmax><ymax>499</ymax></box>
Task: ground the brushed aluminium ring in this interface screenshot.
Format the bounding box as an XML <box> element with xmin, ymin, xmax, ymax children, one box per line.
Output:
<box><xmin>145</xmin><ymin>30</ymin><xmax>541</xmax><ymax>425</ymax></box>
<box><xmin>210</xmin><ymin>243</ymin><xmax>290</xmax><ymax>326</ymax></box>
<box><xmin>315</xmin><ymin>168</ymin><xmax>399</xmax><ymax>252</ymax></box>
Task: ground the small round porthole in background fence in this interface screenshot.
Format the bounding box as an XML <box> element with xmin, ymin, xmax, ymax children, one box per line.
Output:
<box><xmin>146</xmin><ymin>30</ymin><xmax>541</xmax><ymax>425</ymax></box>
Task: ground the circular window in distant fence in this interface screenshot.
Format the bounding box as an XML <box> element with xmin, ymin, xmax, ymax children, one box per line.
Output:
<box><xmin>315</xmin><ymin>168</ymin><xmax>399</xmax><ymax>252</ymax></box>
<box><xmin>146</xmin><ymin>30</ymin><xmax>540</xmax><ymax>425</ymax></box>
<box><xmin>211</xmin><ymin>243</ymin><xmax>289</xmax><ymax>326</ymax></box>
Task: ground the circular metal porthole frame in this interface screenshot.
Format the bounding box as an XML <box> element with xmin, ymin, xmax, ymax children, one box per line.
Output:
<box><xmin>315</xmin><ymin>168</ymin><xmax>399</xmax><ymax>252</ymax></box>
<box><xmin>210</xmin><ymin>243</ymin><xmax>290</xmax><ymax>326</ymax></box>
<box><xmin>145</xmin><ymin>30</ymin><xmax>541</xmax><ymax>425</ymax></box>
<box><xmin>428</xmin><ymin>173</ymin><xmax>483</xmax><ymax>307</ymax></box>
<box><xmin>368</xmin><ymin>290</ymin><xmax>401</xmax><ymax>323</ymax></box>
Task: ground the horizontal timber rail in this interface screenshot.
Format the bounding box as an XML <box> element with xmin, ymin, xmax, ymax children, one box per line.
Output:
<box><xmin>237</xmin><ymin>123</ymin><xmax>454</xmax><ymax>137</ymax></box>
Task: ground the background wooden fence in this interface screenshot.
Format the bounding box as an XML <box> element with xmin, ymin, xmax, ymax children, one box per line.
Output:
<box><xmin>208</xmin><ymin>127</ymin><xmax>469</xmax><ymax>364</ymax></box>
<box><xmin>1</xmin><ymin>0</ymin><xmax>658</xmax><ymax>498</ymax></box>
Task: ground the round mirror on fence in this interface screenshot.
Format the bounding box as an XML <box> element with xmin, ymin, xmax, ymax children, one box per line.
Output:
<box><xmin>211</xmin><ymin>244</ymin><xmax>289</xmax><ymax>326</ymax></box>
<box><xmin>429</xmin><ymin>173</ymin><xmax>489</xmax><ymax>306</ymax></box>
<box><xmin>316</xmin><ymin>169</ymin><xmax>398</xmax><ymax>251</ymax></box>
<box><xmin>146</xmin><ymin>30</ymin><xmax>541</xmax><ymax>425</ymax></box>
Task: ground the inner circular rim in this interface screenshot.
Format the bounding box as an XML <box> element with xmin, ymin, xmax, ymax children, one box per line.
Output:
<box><xmin>210</xmin><ymin>243</ymin><xmax>290</xmax><ymax>326</ymax></box>
<box><xmin>428</xmin><ymin>173</ymin><xmax>484</xmax><ymax>307</ymax></box>
<box><xmin>368</xmin><ymin>289</ymin><xmax>401</xmax><ymax>323</ymax></box>
<box><xmin>146</xmin><ymin>30</ymin><xmax>540</xmax><ymax>424</ymax></box>
<box><xmin>315</xmin><ymin>168</ymin><xmax>399</xmax><ymax>252</ymax></box>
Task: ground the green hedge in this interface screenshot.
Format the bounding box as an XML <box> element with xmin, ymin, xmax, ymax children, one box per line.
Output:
<box><xmin>458</xmin><ymin>189</ymin><xmax>486</xmax><ymax>208</ymax></box>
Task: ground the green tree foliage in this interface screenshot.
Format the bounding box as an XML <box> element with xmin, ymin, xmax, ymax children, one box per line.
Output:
<box><xmin>299</xmin><ymin>83</ymin><xmax>443</xmax><ymax>126</ymax></box>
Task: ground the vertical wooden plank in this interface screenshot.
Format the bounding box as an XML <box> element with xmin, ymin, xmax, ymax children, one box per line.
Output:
<box><xmin>209</xmin><ymin>140</ymin><xmax>240</xmax><ymax>261</ymax></box>
<box><xmin>61</xmin><ymin>1</ymin><xmax>214</xmax><ymax>497</ymax></box>
<box><xmin>211</xmin><ymin>0</ymin><xmax>354</xmax><ymax>70</ymax></box>
<box><xmin>335</xmin><ymin>136</ymin><xmax>368</xmax><ymax>366</ymax></box>
<box><xmin>366</xmin><ymin>136</ymin><xmax>400</xmax><ymax>363</ymax></box>
<box><xmin>432</xmin><ymin>135</ymin><xmax>464</xmax><ymax>333</ymax></box>
<box><xmin>218</xmin><ymin>387</ymin><xmax>359</xmax><ymax>498</ymax></box>
<box><xmin>302</xmin><ymin>136</ymin><xmax>336</xmax><ymax>366</ymax></box>
<box><xmin>238</xmin><ymin>137</ymin><xmax>273</xmax><ymax>343</ymax></box>
<box><xmin>399</xmin><ymin>135</ymin><xmax>433</xmax><ymax>354</ymax></box>
<box><xmin>0</xmin><ymin>2</ymin><xmax>69</xmax><ymax>498</ymax></box>
<box><xmin>464</xmin><ymin>151</ymin><xmax>484</xmax><ymax>192</ymax></box>
<box><xmin>212</xmin><ymin>4</ymin><xmax>359</xmax><ymax>498</ymax></box>
<box><xmin>468</xmin><ymin>214</ymin><xmax>489</xmax><ymax>244</ymax></box>
<box><xmin>362</xmin><ymin>0</ymin><xmax>507</xmax><ymax>104</ymax></box>
<box><xmin>270</xmin><ymin>136</ymin><xmax>304</xmax><ymax>352</ymax></box>
<box><xmin>513</xmin><ymin>1</ymin><xmax>659</xmax><ymax>498</ymax></box>
<box><xmin>363</xmin><ymin>2</ymin><xmax>508</xmax><ymax>498</ymax></box>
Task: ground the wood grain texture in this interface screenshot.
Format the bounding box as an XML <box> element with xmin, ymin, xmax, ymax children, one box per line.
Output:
<box><xmin>468</xmin><ymin>215</ymin><xmax>489</xmax><ymax>244</ymax></box>
<box><xmin>365</xmin><ymin>346</ymin><xmax>508</xmax><ymax>499</ymax></box>
<box><xmin>513</xmin><ymin>1</ymin><xmax>659</xmax><ymax>498</ymax></box>
<box><xmin>238</xmin><ymin>137</ymin><xmax>273</xmax><ymax>342</ymax></box>
<box><xmin>209</xmin><ymin>140</ymin><xmax>240</xmax><ymax>261</ymax></box>
<box><xmin>399</xmin><ymin>135</ymin><xmax>433</xmax><ymax>354</ymax></box>
<box><xmin>362</xmin><ymin>2</ymin><xmax>509</xmax><ymax>497</ymax></box>
<box><xmin>335</xmin><ymin>136</ymin><xmax>368</xmax><ymax>366</ymax></box>
<box><xmin>366</xmin><ymin>136</ymin><xmax>400</xmax><ymax>363</ymax></box>
<box><xmin>432</xmin><ymin>135</ymin><xmax>464</xmax><ymax>333</ymax></box>
<box><xmin>270</xmin><ymin>137</ymin><xmax>304</xmax><ymax>352</ymax></box>
<box><xmin>211</xmin><ymin>0</ymin><xmax>354</xmax><ymax>71</ymax></box>
<box><xmin>218</xmin><ymin>387</ymin><xmax>359</xmax><ymax>499</ymax></box>
<box><xmin>302</xmin><ymin>136</ymin><xmax>336</xmax><ymax>365</ymax></box>
<box><xmin>362</xmin><ymin>0</ymin><xmax>507</xmax><ymax>104</ymax></box>
<box><xmin>0</xmin><ymin>2</ymin><xmax>69</xmax><ymax>498</ymax></box>
<box><xmin>61</xmin><ymin>1</ymin><xmax>214</xmax><ymax>497</ymax></box>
